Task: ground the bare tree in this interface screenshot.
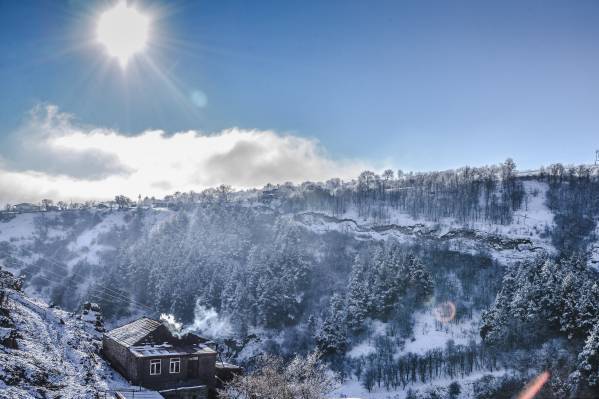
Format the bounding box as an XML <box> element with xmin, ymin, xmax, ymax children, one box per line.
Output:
<box><xmin>382</xmin><ymin>169</ymin><xmax>394</xmax><ymax>182</ymax></box>
<box><xmin>220</xmin><ymin>352</ymin><xmax>337</xmax><ymax>399</ymax></box>
<box><xmin>217</xmin><ymin>184</ymin><xmax>233</xmax><ymax>202</ymax></box>
<box><xmin>114</xmin><ymin>195</ymin><xmax>131</xmax><ymax>209</ymax></box>
<box><xmin>41</xmin><ymin>199</ymin><xmax>53</xmax><ymax>211</ymax></box>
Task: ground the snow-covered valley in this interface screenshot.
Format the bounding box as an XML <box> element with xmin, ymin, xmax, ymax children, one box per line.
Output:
<box><xmin>1</xmin><ymin>170</ymin><xmax>599</xmax><ymax>398</ymax></box>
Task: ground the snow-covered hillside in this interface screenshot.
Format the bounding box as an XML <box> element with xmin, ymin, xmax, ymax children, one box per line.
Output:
<box><xmin>0</xmin><ymin>180</ymin><xmax>556</xmax><ymax>281</ymax></box>
<box><xmin>291</xmin><ymin>180</ymin><xmax>556</xmax><ymax>266</ymax></box>
<box><xmin>0</xmin><ymin>268</ymin><xmax>131</xmax><ymax>398</ymax></box>
<box><xmin>1</xmin><ymin>170</ymin><xmax>599</xmax><ymax>398</ymax></box>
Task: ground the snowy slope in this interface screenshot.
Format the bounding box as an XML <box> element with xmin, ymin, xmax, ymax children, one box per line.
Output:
<box><xmin>0</xmin><ymin>208</ymin><xmax>177</xmax><ymax>307</ymax></box>
<box><xmin>0</xmin><ymin>213</ymin><xmax>37</xmax><ymax>245</ymax></box>
<box><xmin>66</xmin><ymin>211</ymin><xmax>127</xmax><ymax>268</ymax></box>
<box><xmin>0</xmin><ymin>275</ymin><xmax>130</xmax><ymax>398</ymax></box>
<box><xmin>289</xmin><ymin>181</ymin><xmax>558</xmax><ymax>270</ymax></box>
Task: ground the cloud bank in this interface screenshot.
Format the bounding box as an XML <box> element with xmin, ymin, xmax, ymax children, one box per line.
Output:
<box><xmin>0</xmin><ymin>105</ymin><xmax>367</xmax><ymax>204</ymax></box>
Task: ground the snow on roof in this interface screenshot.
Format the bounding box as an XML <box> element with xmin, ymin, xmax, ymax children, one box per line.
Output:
<box><xmin>129</xmin><ymin>342</ymin><xmax>216</xmax><ymax>357</ymax></box>
<box><xmin>159</xmin><ymin>385</ymin><xmax>207</xmax><ymax>393</ymax></box>
<box><xmin>106</xmin><ymin>317</ymin><xmax>163</xmax><ymax>347</ymax></box>
<box><xmin>115</xmin><ymin>391</ymin><xmax>164</xmax><ymax>399</ymax></box>
<box><xmin>216</xmin><ymin>361</ymin><xmax>242</xmax><ymax>370</ymax></box>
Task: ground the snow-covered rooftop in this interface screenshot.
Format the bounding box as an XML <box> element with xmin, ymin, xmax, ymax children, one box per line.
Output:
<box><xmin>130</xmin><ymin>343</ymin><xmax>216</xmax><ymax>357</ymax></box>
<box><xmin>106</xmin><ymin>317</ymin><xmax>163</xmax><ymax>347</ymax></box>
<box><xmin>115</xmin><ymin>391</ymin><xmax>164</xmax><ymax>399</ymax></box>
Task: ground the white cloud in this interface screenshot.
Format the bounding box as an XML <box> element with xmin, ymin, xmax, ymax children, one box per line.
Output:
<box><xmin>0</xmin><ymin>105</ymin><xmax>368</xmax><ymax>204</ymax></box>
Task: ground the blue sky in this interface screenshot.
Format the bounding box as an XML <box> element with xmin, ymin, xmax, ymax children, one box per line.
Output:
<box><xmin>0</xmin><ymin>0</ymin><xmax>599</xmax><ymax>202</ymax></box>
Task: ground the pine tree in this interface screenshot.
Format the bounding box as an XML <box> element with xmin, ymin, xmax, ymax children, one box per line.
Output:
<box><xmin>372</xmin><ymin>247</ymin><xmax>402</xmax><ymax>317</ymax></box>
<box><xmin>448</xmin><ymin>381</ymin><xmax>462</xmax><ymax>399</ymax></box>
<box><xmin>317</xmin><ymin>294</ymin><xmax>348</xmax><ymax>354</ymax></box>
<box><xmin>408</xmin><ymin>255</ymin><xmax>434</xmax><ymax>302</ymax></box>
<box><xmin>578</xmin><ymin>323</ymin><xmax>599</xmax><ymax>386</ymax></box>
<box><xmin>346</xmin><ymin>255</ymin><xmax>371</xmax><ymax>331</ymax></box>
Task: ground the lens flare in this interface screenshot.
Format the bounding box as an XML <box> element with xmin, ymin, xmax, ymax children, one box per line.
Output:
<box><xmin>433</xmin><ymin>301</ymin><xmax>456</xmax><ymax>324</ymax></box>
<box><xmin>516</xmin><ymin>371</ymin><xmax>550</xmax><ymax>399</ymax></box>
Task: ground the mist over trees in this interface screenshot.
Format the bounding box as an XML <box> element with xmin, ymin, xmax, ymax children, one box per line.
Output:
<box><xmin>2</xmin><ymin>160</ymin><xmax>599</xmax><ymax>397</ymax></box>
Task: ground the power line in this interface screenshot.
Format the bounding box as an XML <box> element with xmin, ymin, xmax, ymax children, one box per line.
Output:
<box><xmin>88</xmin><ymin>294</ymin><xmax>159</xmax><ymax>317</ymax></box>
<box><xmin>36</xmin><ymin>273</ymin><xmax>155</xmax><ymax>314</ymax></box>
<box><xmin>16</xmin><ymin>246</ymin><xmax>156</xmax><ymax>313</ymax></box>
<box><xmin>32</xmin><ymin>273</ymin><xmax>156</xmax><ymax>315</ymax></box>
<box><xmin>35</xmin><ymin>265</ymin><xmax>155</xmax><ymax>313</ymax></box>
<box><xmin>87</xmin><ymin>286</ymin><xmax>155</xmax><ymax>312</ymax></box>
<box><xmin>16</xmin><ymin>251</ymin><xmax>157</xmax><ymax>315</ymax></box>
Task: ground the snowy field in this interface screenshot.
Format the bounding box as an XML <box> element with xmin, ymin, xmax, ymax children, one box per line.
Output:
<box><xmin>331</xmin><ymin>370</ymin><xmax>509</xmax><ymax>399</ymax></box>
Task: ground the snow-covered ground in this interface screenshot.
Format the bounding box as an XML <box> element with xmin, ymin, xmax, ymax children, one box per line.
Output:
<box><xmin>0</xmin><ymin>183</ymin><xmax>587</xmax><ymax>398</ymax></box>
<box><xmin>0</xmin><ymin>285</ymin><xmax>132</xmax><ymax>398</ymax></box>
<box><xmin>291</xmin><ymin>180</ymin><xmax>557</xmax><ymax>269</ymax></box>
<box><xmin>66</xmin><ymin>211</ymin><xmax>127</xmax><ymax>268</ymax></box>
<box><xmin>403</xmin><ymin>309</ymin><xmax>480</xmax><ymax>354</ymax></box>
<box><xmin>331</xmin><ymin>370</ymin><xmax>509</xmax><ymax>399</ymax></box>
<box><xmin>0</xmin><ymin>183</ymin><xmax>557</xmax><ymax>308</ymax></box>
<box><xmin>347</xmin><ymin>309</ymin><xmax>480</xmax><ymax>359</ymax></box>
<box><xmin>588</xmin><ymin>222</ymin><xmax>599</xmax><ymax>271</ymax></box>
<box><xmin>0</xmin><ymin>213</ymin><xmax>36</xmax><ymax>244</ymax></box>
<box><xmin>0</xmin><ymin>208</ymin><xmax>178</xmax><ymax>305</ymax></box>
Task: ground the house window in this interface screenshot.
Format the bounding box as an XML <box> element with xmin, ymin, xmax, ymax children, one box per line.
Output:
<box><xmin>150</xmin><ymin>359</ymin><xmax>161</xmax><ymax>375</ymax></box>
<box><xmin>170</xmin><ymin>358</ymin><xmax>181</xmax><ymax>374</ymax></box>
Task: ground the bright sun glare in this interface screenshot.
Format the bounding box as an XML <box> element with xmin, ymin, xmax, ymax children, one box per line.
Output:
<box><xmin>97</xmin><ymin>2</ymin><xmax>150</xmax><ymax>68</ymax></box>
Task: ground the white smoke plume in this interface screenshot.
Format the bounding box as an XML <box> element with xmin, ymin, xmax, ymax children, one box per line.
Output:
<box><xmin>160</xmin><ymin>313</ymin><xmax>182</xmax><ymax>334</ymax></box>
<box><xmin>183</xmin><ymin>300</ymin><xmax>233</xmax><ymax>339</ymax></box>
<box><xmin>159</xmin><ymin>301</ymin><xmax>233</xmax><ymax>339</ymax></box>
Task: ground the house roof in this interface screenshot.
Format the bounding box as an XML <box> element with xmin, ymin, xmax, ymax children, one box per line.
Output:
<box><xmin>129</xmin><ymin>342</ymin><xmax>216</xmax><ymax>357</ymax></box>
<box><xmin>115</xmin><ymin>391</ymin><xmax>164</xmax><ymax>399</ymax></box>
<box><xmin>106</xmin><ymin>317</ymin><xmax>163</xmax><ymax>347</ymax></box>
<box><xmin>216</xmin><ymin>361</ymin><xmax>242</xmax><ymax>370</ymax></box>
<box><xmin>159</xmin><ymin>385</ymin><xmax>207</xmax><ymax>394</ymax></box>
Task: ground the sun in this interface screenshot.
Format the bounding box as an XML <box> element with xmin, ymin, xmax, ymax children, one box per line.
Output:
<box><xmin>97</xmin><ymin>2</ymin><xmax>150</xmax><ymax>68</ymax></box>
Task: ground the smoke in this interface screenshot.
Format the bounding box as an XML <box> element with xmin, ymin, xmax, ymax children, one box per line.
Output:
<box><xmin>160</xmin><ymin>313</ymin><xmax>182</xmax><ymax>334</ymax></box>
<box><xmin>159</xmin><ymin>301</ymin><xmax>233</xmax><ymax>339</ymax></box>
<box><xmin>183</xmin><ymin>300</ymin><xmax>233</xmax><ymax>339</ymax></box>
